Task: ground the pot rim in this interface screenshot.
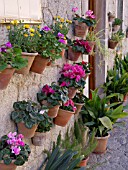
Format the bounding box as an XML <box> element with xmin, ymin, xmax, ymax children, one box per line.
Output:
<box><xmin>95</xmin><ymin>133</ymin><xmax>110</xmax><ymax>139</ymax></box>
<box><xmin>82</xmin><ymin>156</ymin><xmax>89</xmax><ymax>161</ymax></box>
<box><xmin>22</xmin><ymin>52</ymin><xmax>38</xmax><ymax>56</ymax></box>
<box><xmin>75</xmin><ymin>102</ymin><xmax>84</xmax><ymax>105</ymax></box>
<box><xmin>59</xmin><ymin>108</ymin><xmax>75</xmax><ymax>114</ymax></box>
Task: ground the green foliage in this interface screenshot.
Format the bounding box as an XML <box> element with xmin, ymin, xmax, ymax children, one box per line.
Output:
<box><xmin>115</xmin><ymin>54</ymin><xmax>128</xmax><ymax>73</ymax></box>
<box><xmin>11</xmin><ymin>100</ymin><xmax>45</xmax><ymax>129</ymax></box>
<box><xmin>110</xmin><ymin>31</ymin><xmax>124</xmax><ymax>42</ymax></box>
<box><xmin>113</xmin><ymin>18</ymin><xmax>122</xmax><ymax>25</ymax></box>
<box><xmin>81</xmin><ymin>89</ymin><xmax>128</xmax><ymax>137</ymax></box>
<box><xmin>73</xmin><ymin>92</ymin><xmax>87</xmax><ymax>104</ymax></box>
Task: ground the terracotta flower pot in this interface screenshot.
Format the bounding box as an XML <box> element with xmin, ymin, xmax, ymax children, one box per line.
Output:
<box><xmin>93</xmin><ymin>134</ymin><xmax>110</xmax><ymax>154</ymax></box>
<box><xmin>0</xmin><ymin>161</ymin><xmax>17</xmax><ymax>170</ymax></box>
<box><xmin>61</xmin><ymin>40</ymin><xmax>67</xmax><ymax>58</ymax></box>
<box><xmin>32</xmin><ymin>132</ymin><xmax>50</xmax><ymax>146</ymax></box>
<box><xmin>17</xmin><ymin>122</ymin><xmax>38</xmax><ymax>138</ymax></box>
<box><xmin>75</xmin><ymin>103</ymin><xmax>84</xmax><ymax>115</ymax></box>
<box><xmin>48</xmin><ymin>105</ymin><xmax>61</xmax><ymax>118</ymax></box>
<box><xmin>68</xmin><ymin>87</ymin><xmax>78</xmax><ymax>99</ymax></box>
<box><xmin>15</xmin><ymin>52</ymin><xmax>38</xmax><ymax>75</ymax></box>
<box><xmin>108</xmin><ymin>40</ymin><xmax>118</xmax><ymax>49</ymax></box>
<box><xmin>113</xmin><ymin>25</ymin><xmax>120</xmax><ymax>32</ymax></box>
<box><xmin>83</xmin><ymin>73</ymin><xmax>91</xmax><ymax>80</ymax></box>
<box><xmin>75</xmin><ymin>21</ymin><xmax>89</xmax><ymax>38</ymax></box>
<box><xmin>68</xmin><ymin>47</ymin><xmax>81</xmax><ymax>61</ymax></box>
<box><xmin>0</xmin><ymin>67</ymin><xmax>15</xmax><ymax>90</ymax></box>
<box><xmin>79</xmin><ymin>157</ymin><xmax>89</xmax><ymax>167</ymax></box>
<box><xmin>30</xmin><ymin>55</ymin><xmax>49</xmax><ymax>74</ymax></box>
<box><xmin>54</xmin><ymin>108</ymin><xmax>74</xmax><ymax>127</ymax></box>
<box><xmin>124</xmin><ymin>93</ymin><xmax>128</xmax><ymax>102</ymax></box>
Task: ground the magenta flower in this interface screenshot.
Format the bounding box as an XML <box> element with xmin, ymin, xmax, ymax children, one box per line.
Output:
<box><xmin>72</xmin><ymin>7</ymin><xmax>78</xmax><ymax>12</ymax></box>
<box><xmin>58</xmin><ymin>32</ymin><xmax>64</xmax><ymax>38</ymax></box>
<box><xmin>42</xmin><ymin>85</ymin><xmax>55</xmax><ymax>95</ymax></box>
<box><xmin>7</xmin><ymin>132</ymin><xmax>17</xmax><ymax>139</ymax></box>
<box><xmin>85</xmin><ymin>10</ymin><xmax>95</xmax><ymax>19</ymax></box>
<box><xmin>64</xmin><ymin>99</ymin><xmax>77</xmax><ymax>112</ymax></box>
<box><xmin>42</xmin><ymin>26</ymin><xmax>51</xmax><ymax>31</ymax></box>
<box><xmin>60</xmin><ymin>81</ymin><xmax>70</xmax><ymax>87</ymax></box>
<box><xmin>11</xmin><ymin>146</ymin><xmax>21</xmax><ymax>155</ymax></box>
<box><xmin>17</xmin><ymin>134</ymin><xmax>24</xmax><ymax>139</ymax></box>
<box><xmin>59</xmin><ymin>39</ymin><xmax>66</xmax><ymax>44</ymax></box>
<box><xmin>5</xmin><ymin>42</ymin><xmax>12</xmax><ymax>48</ymax></box>
<box><xmin>0</xmin><ymin>47</ymin><xmax>6</xmax><ymax>53</ymax></box>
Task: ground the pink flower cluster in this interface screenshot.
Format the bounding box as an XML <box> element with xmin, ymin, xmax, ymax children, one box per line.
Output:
<box><xmin>72</xmin><ymin>7</ymin><xmax>78</xmax><ymax>12</ymax></box>
<box><xmin>0</xmin><ymin>42</ymin><xmax>12</xmax><ymax>53</ymax></box>
<box><xmin>60</xmin><ymin>63</ymin><xmax>85</xmax><ymax>87</ymax></box>
<box><xmin>42</xmin><ymin>84</ymin><xmax>55</xmax><ymax>95</ymax></box>
<box><xmin>64</xmin><ymin>99</ymin><xmax>77</xmax><ymax>112</ymax></box>
<box><xmin>7</xmin><ymin>132</ymin><xmax>24</xmax><ymax>155</ymax></box>
<box><xmin>58</xmin><ymin>32</ymin><xmax>66</xmax><ymax>44</ymax></box>
<box><xmin>85</xmin><ymin>10</ymin><xmax>95</xmax><ymax>19</ymax></box>
<box><xmin>74</xmin><ymin>39</ymin><xmax>92</xmax><ymax>53</ymax></box>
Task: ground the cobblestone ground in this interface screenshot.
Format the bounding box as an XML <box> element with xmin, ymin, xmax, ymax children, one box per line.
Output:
<box><xmin>88</xmin><ymin>101</ymin><xmax>128</xmax><ymax>170</ymax></box>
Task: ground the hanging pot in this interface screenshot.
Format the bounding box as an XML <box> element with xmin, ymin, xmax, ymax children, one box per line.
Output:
<box><xmin>48</xmin><ymin>104</ymin><xmax>61</xmax><ymax>118</ymax></box>
<box><xmin>68</xmin><ymin>87</ymin><xmax>77</xmax><ymax>99</ymax></box>
<box><xmin>0</xmin><ymin>66</ymin><xmax>15</xmax><ymax>90</ymax></box>
<box><xmin>54</xmin><ymin>108</ymin><xmax>74</xmax><ymax>127</ymax></box>
<box><xmin>79</xmin><ymin>157</ymin><xmax>89</xmax><ymax>167</ymax></box>
<box><xmin>0</xmin><ymin>161</ymin><xmax>17</xmax><ymax>170</ymax></box>
<box><xmin>93</xmin><ymin>134</ymin><xmax>110</xmax><ymax>154</ymax></box>
<box><xmin>113</xmin><ymin>25</ymin><xmax>120</xmax><ymax>32</ymax></box>
<box><xmin>60</xmin><ymin>40</ymin><xmax>67</xmax><ymax>58</ymax></box>
<box><xmin>17</xmin><ymin>122</ymin><xmax>38</xmax><ymax>138</ymax></box>
<box><xmin>68</xmin><ymin>47</ymin><xmax>81</xmax><ymax>61</ymax></box>
<box><xmin>74</xmin><ymin>103</ymin><xmax>84</xmax><ymax>115</ymax></box>
<box><xmin>124</xmin><ymin>93</ymin><xmax>128</xmax><ymax>102</ymax></box>
<box><xmin>108</xmin><ymin>40</ymin><xmax>118</xmax><ymax>49</ymax></box>
<box><xmin>32</xmin><ymin>132</ymin><xmax>50</xmax><ymax>146</ymax></box>
<box><xmin>30</xmin><ymin>55</ymin><xmax>49</xmax><ymax>74</ymax></box>
<box><xmin>74</xmin><ymin>21</ymin><xmax>89</xmax><ymax>38</ymax></box>
<box><xmin>83</xmin><ymin>73</ymin><xmax>91</xmax><ymax>80</ymax></box>
<box><xmin>15</xmin><ymin>52</ymin><xmax>38</xmax><ymax>75</ymax></box>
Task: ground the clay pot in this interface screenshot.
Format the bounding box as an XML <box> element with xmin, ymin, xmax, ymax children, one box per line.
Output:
<box><xmin>61</xmin><ymin>40</ymin><xmax>67</xmax><ymax>58</ymax></box>
<box><xmin>0</xmin><ymin>161</ymin><xmax>17</xmax><ymax>170</ymax></box>
<box><xmin>68</xmin><ymin>87</ymin><xmax>78</xmax><ymax>99</ymax></box>
<box><xmin>68</xmin><ymin>46</ymin><xmax>81</xmax><ymax>61</ymax></box>
<box><xmin>124</xmin><ymin>93</ymin><xmax>128</xmax><ymax>102</ymax></box>
<box><xmin>48</xmin><ymin>105</ymin><xmax>61</xmax><ymax>118</ymax></box>
<box><xmin>32</xmin><ymin>132</ymin><xmax>50</xmax><ymax>146</ymax></box>
<box><xmin>83</xmin><ymin>73</ymin><xmax>91</xmax><ymax>80</ymax></box>
<box><xmin>17</xmin><ymin>122</ymin><xmax>38</xmax><ymax>138</ymax></box>
<box><xmin>88</xmin><ymin>41</ymin><xmax>96</xmax><ymax>52</ymax></box>
<box><xmin>30</xmin><ymin>55</ymin><xmax>49</xmax><ymax>74</ymax></box>
<box><xmin>15</xmin><ymin>52</ymin><xmax>38</xmax><ymax>75</ymax></box>
<box><xmin>54</xmin><ymin>108</ymin><xmax>74</xmax><ymax>127</ymax></box>
<box><xmin>0</xmin><ymin>67</ymin><xmax>15</xmax><ymax>90</ymax></box>
<box><xmin>108</xmin><ymin>40</ymin><xmax>118</xmax><ymax>49</ymax></box>
<box><xmin>79</xmin><ymin>157</ymin><xmax>89</xmax><ymax>167</ymax></box>
<box><xmin>75</xmin><ymin>21</ymin><xmax>89</xmax><ymax>38</ymax></box>
<box><xmin>75</xmin><ymin>103</ymin><xmax>84</xmax><ymax>115</ymax></box>
<box><xmin>113</xmin><ymin>25</ymin><xmax>120</xmax><ymax>32</ymax></box>
<box><xmin>93</xmin><ymin>134</ymin><xmax>110</xmax><ymax>154</ymax></box>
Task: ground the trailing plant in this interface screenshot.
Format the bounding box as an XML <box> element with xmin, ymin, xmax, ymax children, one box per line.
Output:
<box><xmin>113</xmin><ymin>18</ymin><xmax>122</xmax><ymax>26</ymax></box>
<box><xmin>110</xmin><ymin>31</ymin><xmax>124</xmax><ymax>42</ymax></box>
<box><xmin>0</xmin><ymin>42</ymin><xmax>27</xmax><ymax>71</ymax></box>
<box><xmin>0</xmin><ymin>132</ymin><xmax>31</xmax><ymax>166</ymax></box>
<box><xmin>37</xmin><ymin>83</ymin><xmax>69</xmax><ymax>107</ymax></box>
<box><xmin>76</xmin><ymin>61</ymin><xmax>91</xmax><ymax>74</ymax></box>
<box><xmin>80</xmin><ymin>89</ymin><xmax>128</xmax><ymax>137</ymax></box>
<box><xmin>60</xmin><ymin>99</ymin><xmax>77</xmax><ymax>112</ymax></box>
<box><xmin>11</xmin><ymin>100</ymin><xmax>45</xmax><ymax>129</ymax></box>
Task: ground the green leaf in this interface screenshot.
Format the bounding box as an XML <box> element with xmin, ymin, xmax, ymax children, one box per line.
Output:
<box><xmin>11</xmin><ymin>111</ymin><xmax>19</xmax><ymax>120</ymax></box>
<box><xmin>0</xmin><ymin>63</ymin><xmax>7</xmax><ymax>71</ymax></box>
<box><xmin>3</xmin><ymin>157</ymin><xmax>12</xmax><ymax>165</ymax></box>
<box><xmin>99</xmin><ymin>116</ymin><xmax>112</xmax><ymax>129</ymax></box>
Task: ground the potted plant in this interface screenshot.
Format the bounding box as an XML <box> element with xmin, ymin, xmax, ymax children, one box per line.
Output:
<box><xmin>54</xmin><ymin>99</ymin><xmax>77</xmax><ymax>127</ymax></box>
<box><xmin>37</xmin><ymin>83</ymin><xmax>69</xmax><ymax>118</ymax></box>
<box><xmin>30</xmin><ymin>26</ymin><xmax>66</xmax><ymax>74</ymax></box>
<box><xmin>0</xmin><ymin>42</ymin><xmax>27</xmax><ymax>90</ymax></box>
<box><xmin>108</xmin><ymin>31</ymin><xmax>124</xmax><ymax>49</ymax></box>
<box><xmin>112</xmin><ymin>18</ymin><xmax>122</xmax><ymax>32</ymax></box>
<box><xmin>73</xmin><ymin>8</ymin><xmax>96</xmax><ymax>38</ymax></box>
<box><xmin>32</xmin><ymin>110</ymin><xmax>53</xmax><ymax>146</ymax></box>
<box><xmin>11</xmin><ymin>100</ymin><xmax>45</xmax><ymax>138</ymax></box>
<box><xmin>68</xmin><ymin>39</ymin><xmax>92</xmax><ymax>61</ymax></box>
<box><xmin>0</xmin><ymin>132</ymin><xmax>31</xmax><ymax>170</ymax></box>
<box><xmin>8</xmin><ymin>21</ymin><xmax>39</xmax><ymax>74</ymax></box>
<box><xmin>81</xmin><ymin>89</ymin><xmax>128</xmax><ymax>154</ymax></box>
<box><xmin>58</xmin><ymin>63</ymin><xmax>86</xmax><ymax>98</ymax></box>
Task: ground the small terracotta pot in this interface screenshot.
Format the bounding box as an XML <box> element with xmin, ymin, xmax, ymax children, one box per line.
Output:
<box><xmin>83</xmin><ymin>73</ymin><xmax>91</xmax><ymax>80</ymax></box>
<box><xmin>32</xmin><ymin>132</ymin><xmax>50</xmax><ymax>146</ymax></box>
<box><xmin>88</xmin><ymin>41</ymin><xmax>96</xmax><ymax>52</ymax></box>
<box><xmin>79</xmin><ymin>157</ymin><xmax>89</xmax><ymax>167</ymax></box>
<box><xmin>68</xmin><ymin>47</ymin><xmax>81</xmax><ymax>61</ymax></box>
<box><xmin>93</xmin><ymin>134</ymin><xmax>110</xmax><ymax>154</ymax></box>
<box><xmin>75</xmin><ymin>103</ymin><xmax>84</xmax><ymax>115</ymax></box>
<box><xmin>0</xmin><ymin>161</ymin><xmax>17</xmax><ymax>170</ymax></box>
<box><xmin>15</xmin><ymin>52</ymin><xmax>38</xmax><ymax>75</ymax></box>
<box><xmin>0</xmin><ymin>67</ymin><xmax>15</xmax><ymax>90</ymax></box>
<box><xmin>75</xmin><ymin>21</ymin><xmax>89</xmax><ymax>38</ymax></box>
<box><xmin>54</xmin><ymin>108</ymin><xmax>74</xmax><ymax>127</ymax></box>
<box><xmin>61</xmin><ymin>40</ymin><xmax>67</xmax><ymax>58</ymax></box>
<box><xmin>124</xmin><ymin>94</ymin><xmax>128</xmax><ymax>102</ymax></box>
<box><xmin>48</xmin><ymin>105</ymin><xmax>61</xmax><ymax>118</ymax></box>
<box><xmin>68</xmin><ymin>87</ymin><xmax>77</xmax><ymax>99</ymax></box>
<box><xmin>113</xmin><ymin>25</ymin><xmax>120</xmax><ymax>32</ymax></box>
<box><xmin>17</xmin><ymin>122</ymin><xmax>38</xmax><ymax>138</ymax></box>
<box><xmin>108</xmin><ymin>40</ymin><xmax>118</xmax><ymax>49</ymax></box>
<box><xmin>30</xmin><ymin>55</ymin><xmax>49</xmax><ymax>74</ymax></box>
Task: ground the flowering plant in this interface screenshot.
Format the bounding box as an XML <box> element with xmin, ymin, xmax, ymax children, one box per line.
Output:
<box><xmin>7</xmin><ymin>20</ymin><xmax>41</xmax><ymax>53</ymax></box>
<box><xmin>52</xmin><ymin>16</ymin><xmax>72</xmax><ymax>37</ymax></box>
<box><xmin>60</xmin><ymin>99</ymin><xmax>77</xmax><ymax>112</ymax></box>
<box><xmin>0</xmin><ymin>132</ymin><xmax>31</xmax><ymax>165</ymax></box>
<box><xmin>73</xmin><ymin>9</ymin><xmax>96</xmax><ymax>27</ymax></box>
<box><xmin>68</xmin><ymin>39</ymin><xmax>92</xmax><ymax>54</ymax></box>
<box><xmin>0</xmin><ymin>42</ymin><xmax>27</xmax><ymax>71</ymax></box>
<box><xmin>76</xmin><ymin>61</ymin><xmax>91</xmax><ymax>74</ymax></box>
<box><xmin>73</xmin><ymin>92</ymin><xmax>87</xmax><ymax>103</ymax></box>
<box><xmin>37</xmin><ymin>83</ymin><xmax>69</xmax><ymax>107</ymax></box>
<box><xmin>58</xmin><ymin>63</ymin><xmax>86</xmax><ymax>89</ymax></box>
<box><xmin>11</xmin><ymin>101</ymin><xmax>45</xmax><ymax>129</ymax></box>
<box><xmin>37</xmin><ymin>26</ymin><xmax>66</xmax><ymax>61</ymax></box>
